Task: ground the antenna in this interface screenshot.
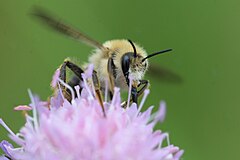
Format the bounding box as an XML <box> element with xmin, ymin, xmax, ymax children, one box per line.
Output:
<box><xmin>127</xmin><ymin>39</ymin><xmax>137</xmax><ymax>58</ymax></box>
<box><xmin>142</xmin><ymin>49</ymin><xmax>172</xmax><ymax>62</ymax></box>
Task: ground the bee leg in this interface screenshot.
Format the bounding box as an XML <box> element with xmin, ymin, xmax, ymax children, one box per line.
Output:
<box><xmin>59</xmin><ymin>60</ymin><xmax>84</xmax><ymax>101</ymax></box>
<box><xmin>137</xmin><ymin>80</ymin><xmax>149</xmax><ymax>97</ymax></box>
<box><xmin>59</xmin><ymin>61</ymin><xmax>67</xmax><ymax>82</ymax></box>
<box><xmin>131</xmin><ymin>86</ymin><xmax>138</xmax><ymax>104</ymax></box>
<box><xmin>108</xmin><ymin>91</ymin><xmax>113</xmax><ymax>100</ymax></box>
<box><xmin>121</xmin><ymin>86</ymin><xmax>138</xmax><ymax>108</ymax></box>
<box><xmin>92</xmin><ymin>70</ymin><xmax>106</xmax><ymax>117</ymax></box>
<box><xmin>107</xmin><ymin>57</ymin><xmax>116</xmax><ymax>100</ymax></box>
<box><xmin>120</xmin><ymin>86</ymin><xmax>137</xmax><ymax>108</ymax></box>
<box><xmin>60</xmin><ymin>60</ymin><xmax>84</xmax><ymax>81</ymax></box>
<box><xmin>121</xmin><ymin>80</ymin><xmax>149</xmax><ymax>108</ymax></box>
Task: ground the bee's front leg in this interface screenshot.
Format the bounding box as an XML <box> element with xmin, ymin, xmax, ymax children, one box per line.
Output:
<box><xmin>131</xmin><ymin>80</ymin><xmax>149</xmax><ymax>105</ymax></box>
<box><xmin>131</xmin><ymin>85</ymin><xmax>138</xmax><ymax>105</ymax></box>
<box><xmin>121</xmin><ymin>80</ymin><xmax>149</xmax><ymax>108</ymax></box>
<box><xmin>137</xmin><ymin>80</ymin><xmax>149</xmax><ymax>97</ymax></box>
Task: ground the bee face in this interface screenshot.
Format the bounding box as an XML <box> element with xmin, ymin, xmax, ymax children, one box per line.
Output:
<box><xmin>130</xmin><ymin>54</ymin><xmax>148</xmax><ymax>73</ymax></box>
<box><xmin>127</xmin><ymin>53</ymin><xmax>148</xmax><ymax>82</ymax></box>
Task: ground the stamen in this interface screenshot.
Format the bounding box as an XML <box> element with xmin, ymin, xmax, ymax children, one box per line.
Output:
<box><xmin>127</xmin><ymin>75</ymin><xmax>133</xmax><ymax>109</ymax></box>
<box><xmin>74</xmin><ymin>85</ymin><xmax>81</xmax><ymax>99</ymax></box>
<box><xmin>57</xmin><ymin>78</ymin><xmax>75</xmax><ymax>102</ymax></box>
<box><xmin>0</xmin><ymin>119</ymin><xmax>25</xmax><ymax>146</ymax></box>
<box><xmin>0</xmin><ymin>119</ymin><xmax>15</xmax><ymax>137</ymax></box>
<box><xmin>158</xmin><ymin>133</ymin><xmax>170</xmax><ymax>148</ymax></box>
<box><xmin>155</xmin><ymin>101</ymin><xmax>166</xmax><ymax>123</ymax></box>
<box><xmin>174</xmin><ymin>150</ymin><xmax>184</xmax><ymax>159</ymax></box>
<box><xmin>25</xmin><ymin>114</ymin><xmax>34</xmax><ymax>122</ymax></box>
<box><xmin>91</xmin><ymin>79</ymin><xmax>96</xmax><ymax>97</ymax></box>
<box><xmin>148</xmin><ymin>113</ymin><xmax>156</xmax><ymax>122</ymax></box>
<box><xmin>28</xmin><ymin>89</ymin><xmax>39</xmax><ymax>132</ymax></box>
<box><xmin>57</xmin><ymin>82</ymin><xmax>65</xmax><ymax>100</ymax></box>
<box><xmin>166</xmin><ymin>132</ymin><xmax>170</xmax><ymax>146</ymax></box>
<box><xmin>81</xmin><ymin>73</ymin><xmax>94</xmax><ymax>100</ymax></box>
<box><xmin>148</xmin><ymin>101</ymin><xmax>166</xmax><ymax>125</ymax></box>
<box><xmin>163</xmin><ymin>145</ymin><xmax>179</xmax><ymax>154</ymax></box>
<box><xmin>16</xmin><ymin>133</ymin><xmax>24</xmax><ymax>138</ymax></box>
<box><xmin>110</xmin><ymin>87</ymin><xmax>120</xmax><ymax>109</ymax></box>
<box><xmin>136</xmin><ymin>89</ymin><xmax>150</xmax><ymax>116</ymax></box>
<box><xmin>14</xmin><ymin>105</ymin><xmax>32</xmax><ymax>111</ymax></box>
<box><xmin>104</xmin><ymin>78</ymin><xmax>108</xmax><ymax>102</ymax></box>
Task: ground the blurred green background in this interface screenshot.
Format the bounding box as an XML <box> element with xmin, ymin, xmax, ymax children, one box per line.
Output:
<box><xmin>0</xmin><ymin>0</ymin><xmax>240</xmax><ymax>159</ymax></box>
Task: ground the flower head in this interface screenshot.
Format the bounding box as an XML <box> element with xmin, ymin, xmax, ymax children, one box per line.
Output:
<box><xmin>0</xmin><ymin>67</ymin><xmax>183</xmax><ymax>160</ymax></box>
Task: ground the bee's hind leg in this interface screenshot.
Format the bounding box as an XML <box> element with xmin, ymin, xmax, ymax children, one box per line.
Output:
<box><xmin>60</xmin><ymin>60</ymin><xmax>84</xmax><ymax>81</ymax></box>
<box><xmin>92</xmin><ymin>70</ymin><xmax>106</xmax><ymax>117</ymax></box>
<box><xmin>59</xmin><ymin>60</ymin><xmax>84</xmax><ymax>101</ymax></box>
<box><xmin>107</xmin><ymin>57</ymin><xmax>116</xmax><ymax>100</ymax></box>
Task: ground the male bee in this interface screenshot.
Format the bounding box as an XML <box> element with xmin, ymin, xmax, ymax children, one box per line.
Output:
<box><xmin>32</xmin><ymin>7</ymin><xmax>172</xmax><ymax>107</ymax></box>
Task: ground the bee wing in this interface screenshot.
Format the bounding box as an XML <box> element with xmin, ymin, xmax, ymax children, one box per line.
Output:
<box><xmin>31</xmin><ymin>7</ymin><xmax>106</xmax><ymax>50</ymax></box>
<box><xmin>147</xmin><ymin>64</ymin><xmax>183</xmax><ymax>83</ymax></box>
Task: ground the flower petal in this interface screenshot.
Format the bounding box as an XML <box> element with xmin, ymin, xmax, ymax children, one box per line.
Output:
<box><xmin>0</xmin><ymin>140</ymin><xmax>13</xmax><ymax>159</ymax></box>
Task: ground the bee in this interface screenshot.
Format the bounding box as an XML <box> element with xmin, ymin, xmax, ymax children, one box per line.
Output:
<box><xmin>31</xmin><ymin>7</ymin><xmax>172</xmax><ymax>109</ymax></box>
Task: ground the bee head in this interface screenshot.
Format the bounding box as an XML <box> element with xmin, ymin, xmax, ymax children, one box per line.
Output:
<box><xmin>121</xmin><ymin>39</ymin><xmax>172</xmax><ymax>85</ymax></box>
<box><xmin>121</xmin><ymin>40</ymin><xmax>147</xmax><ymax>85</ymax></box>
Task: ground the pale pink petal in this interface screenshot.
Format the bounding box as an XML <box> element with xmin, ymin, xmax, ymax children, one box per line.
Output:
<box><xmin>155</xmin><ymin>101</ymin><xmax>167</xmax><ymax>123</ymax></box>
<box><xmin>82</xmin><ymin>64</ymin><xmax>94</xmax><ymax>79</ymax></box>
<box><xmin>51</xmin><ymin>68</ymin><xmax>60</xmax><ymax>88</ymax></box>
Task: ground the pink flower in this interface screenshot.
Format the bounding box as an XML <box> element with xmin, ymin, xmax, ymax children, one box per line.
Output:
<box><xmin>0</xmin><ymin>68</ymin><xmax>183</xmax><ymax>160</ymax></box>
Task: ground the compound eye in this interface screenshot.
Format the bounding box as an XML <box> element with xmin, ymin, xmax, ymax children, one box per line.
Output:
<box><xmin>121</xmin><ymin>53</ymin><xmax>132</xmax><ymax>85</ymax></box>
<box><xmin>121</xmin><ymin>54</ymin><xmax>130</xmax><ymax>76</ymax></box>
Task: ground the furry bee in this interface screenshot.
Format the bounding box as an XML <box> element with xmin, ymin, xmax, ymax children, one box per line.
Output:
<box><xmin>32</xmin><ymin>7</ymin><xmax>172</xmax><ymax>108</ymax></box>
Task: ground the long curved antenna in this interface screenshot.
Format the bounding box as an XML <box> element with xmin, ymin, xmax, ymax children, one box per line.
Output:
<box><xmin>31</xmin><ymin>6</ymin><xmax>106</xmax><ymax>50</ymax></box>
<box><xmin>127</xmin><ymin>39</ymin><xmax>137</xmax><ymax>58</ymax></box>
<box><xmin>142</xmin><ymin>49</ymin><xmax>172</xmax><ymax>62</ymax></box>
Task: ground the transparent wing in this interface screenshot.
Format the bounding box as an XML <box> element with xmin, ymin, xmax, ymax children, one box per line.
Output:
<box><xmin>147</xmin><ymin>64</ymin><xmax>183</xmax><ymax>83</ymax></box>
<box><xmin>31</xmin><ymin>7</ymin><xmax>106</xmax><ymax>50</ymax></box>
